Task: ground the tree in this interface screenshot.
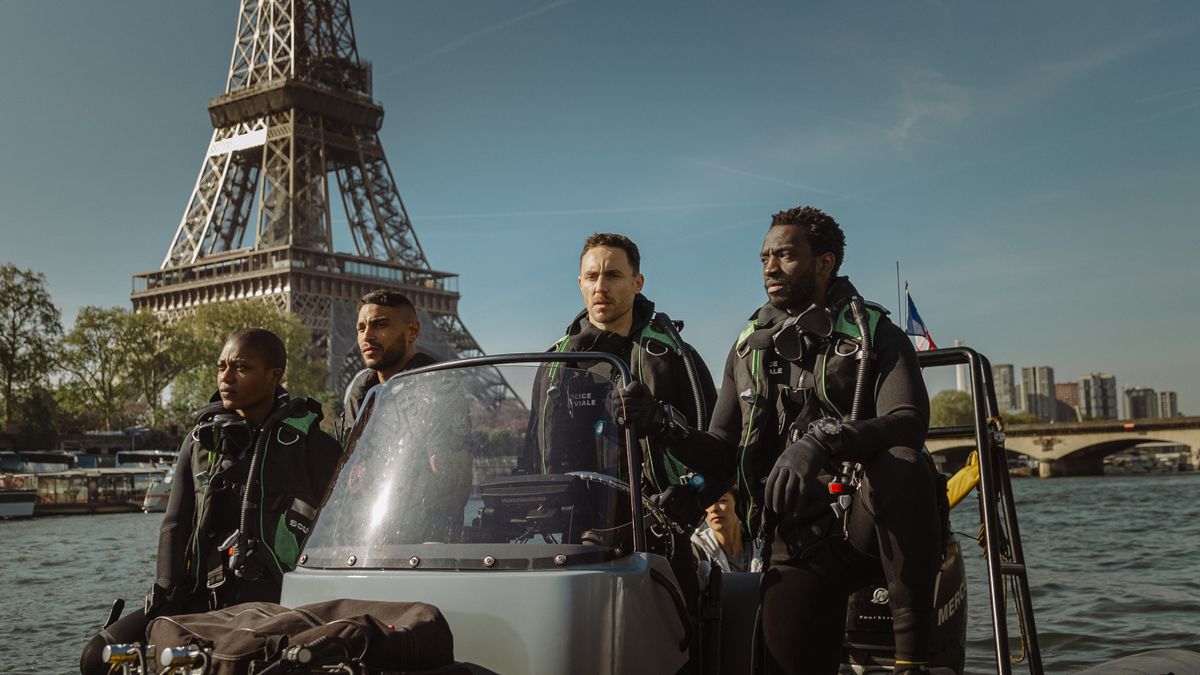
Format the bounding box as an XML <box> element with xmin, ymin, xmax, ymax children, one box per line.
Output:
<box><xmin>12</xmin><ymin>385</ymin><xmax>60</xmax><ymax>450</ymax></box>
<box><xmin>60</xmin><ymin>306</ymin><xmax>137</xmax><ymax>431</ymax></box>
<box><xmin>930</xmin><ymin>389</ymin><xmax>974</xmax><ymax>427</ymax></box>
<box><xmin>120</xmin><ymin>309</ymin><xmax>195</xmax><ymax>428</ymax></box>
<box><xmin>0</xmin><ymin>264</ymin><xmax>61</xmax><ymax>430</ymax></box>
<box><xmin>170</xmin><ymin>301</ymin><xmax>328</xmax><ymax>414</ymax></box>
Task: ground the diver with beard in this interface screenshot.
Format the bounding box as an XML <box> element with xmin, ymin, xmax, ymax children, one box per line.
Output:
<box><xmin>620</xmin><ymin>207</ymin><xmax>940</xmax><ymax>674</ymax></box>
<box><xmin>520</xmin><ymin>232</ymin><xmax>719</xmax><ymax>671</ymax></box>
<box><xmin>343</xmin><ymin>290</ymin><xmax>438</xmax><ymax>426</ymax></box>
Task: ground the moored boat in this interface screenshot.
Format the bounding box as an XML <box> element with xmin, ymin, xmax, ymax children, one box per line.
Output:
<box><xmin>34</xmin><ymin>467</ymin><xmax>169</xmax><ymax>516</ymax></box>
<box><xmin>0</xmin><ymin>473</ymin><xmax>37</xmax><ymax>518</ymax></box>
<box><xmin>141</xmin><ymin>468</ymin><xmax>173</xmax><ymax>513</ymax></box>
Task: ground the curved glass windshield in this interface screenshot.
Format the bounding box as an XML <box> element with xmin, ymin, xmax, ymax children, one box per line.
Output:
<box><xmin>303</xmin><ymin>360</ymin><xmax>639</xmax><ymax>570</ymax></box>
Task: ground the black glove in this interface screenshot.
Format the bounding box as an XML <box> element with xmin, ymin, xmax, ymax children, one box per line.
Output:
<box><xmin>608</xmin><ymin>382</ymin><xmax>663</xmax><ymax>437</ymax></box>
<box><xmin>764</xmin><ymin>435</ymin><xmax>831</xmax><ymax>519</ymax></box>
<box><xmin>648</xmin><ymin>485</ymin><xmax>704</xmax><ymax>529</ymax></box>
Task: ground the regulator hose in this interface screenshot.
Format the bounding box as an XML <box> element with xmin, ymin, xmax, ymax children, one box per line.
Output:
<box><xmin>847</xmin><ymin>297</ymin><xmax>872</xmax><ymax>423</ymax></box>
<box><xmin>236</xmin><ymin>397</ymin><xmax>307</xmax><ymax>574</ymax></box>
<box><xmin>653</xmin><ymin>312</ymin><xmax>707</xmax><ymax>429</ymax></box>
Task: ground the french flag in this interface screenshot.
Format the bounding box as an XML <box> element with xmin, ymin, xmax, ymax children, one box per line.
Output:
<box><xmin>905</xmin><ymin>287</ymin><xmax>937</xmax><ymax>352</ymax></box>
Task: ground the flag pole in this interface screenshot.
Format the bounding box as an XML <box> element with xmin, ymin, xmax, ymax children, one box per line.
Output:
<box><xmin>895</xmin><ymin>261</ymin><xmax>902</xmax><ymax>318</ymax></box>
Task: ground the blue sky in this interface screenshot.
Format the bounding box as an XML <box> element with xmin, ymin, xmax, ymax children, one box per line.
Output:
<box><xmin>1</xmin><ymin>1</ymin><xmax>1197</xmax><ymax>413</ymax></box>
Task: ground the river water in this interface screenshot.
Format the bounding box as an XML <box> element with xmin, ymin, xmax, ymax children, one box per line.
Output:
<box><xmin>2</xmin><ymin>473</ymin><xmax>1197</xmax><ymax>674</ymax></box>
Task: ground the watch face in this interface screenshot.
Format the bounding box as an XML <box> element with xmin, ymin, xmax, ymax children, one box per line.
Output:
<box><xmin>816</xmin><ymin>417</ymin><xmax>841</xmax><ymax>435</ymax></box>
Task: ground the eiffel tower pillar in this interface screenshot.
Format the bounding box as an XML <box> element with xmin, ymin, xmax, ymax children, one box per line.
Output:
<box><xmin>131</xmin><ymin>0</ymin><xmax>506</xmax><ymax>399</ymax></box>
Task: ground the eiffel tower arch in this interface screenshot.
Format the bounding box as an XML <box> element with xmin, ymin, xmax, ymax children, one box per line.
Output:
<box><xmin>131</xmin><ymin>0</ymin><xmax>511</xmax><ymax>402</ymax></box>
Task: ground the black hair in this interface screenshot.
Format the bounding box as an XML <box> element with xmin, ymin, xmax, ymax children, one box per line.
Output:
<box><xmin>580</xmin><ymin>232</ymin><xmax>641</xmax><ymax>274</ymax></box>
<box><xmin>770</xmin><ymin>206</ymin><xmax>846</xmax><ymax>276</ymax></box>
<box><xmin>228</xmin><ymin>328</ymin><xmax>287</xmax><ymax>372</ymax></box>
<box><xmin>358</xmin><ymin>289</ymin><xmax>416</xmax><ymax>317</ymax></box>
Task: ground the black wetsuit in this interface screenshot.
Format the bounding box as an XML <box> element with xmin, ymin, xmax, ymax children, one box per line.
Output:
<box><xmin>81</xmin><ymin>393</ymin><xmax>341</xmax><ymax>675</ymax></box>
<box><xmin>342</xmin><ymin>351</ymin><xmax>439</xmax><ymax>426</ymax></box>
<box><xmin>667</xmin><ymin>278</ymin><xmax>940</xmax><ymax>674</ymax></box>
<box><xmin>521</xmin><ymin>295</ymin><xmax>718</xmax><ymax>671</ymax></box>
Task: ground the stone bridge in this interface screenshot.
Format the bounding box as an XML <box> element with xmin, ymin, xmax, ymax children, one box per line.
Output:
<box><xmin>926</xmin><ymin>417</ymin><xmax>1200</xmax><ymax>477</ymax></box>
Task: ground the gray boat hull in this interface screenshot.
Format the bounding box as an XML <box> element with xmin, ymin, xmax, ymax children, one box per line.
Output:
<box><xmin>282</xmin><ymin>552</ymin><xmax>689</xmax><ymax>675</ymax></box>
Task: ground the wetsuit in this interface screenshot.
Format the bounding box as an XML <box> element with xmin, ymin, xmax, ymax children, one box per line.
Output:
<box><xmin>665</xmin><ymin>277</ymin><xmax>940</xmax><ymax>674</ymax></box>
<box><xmin>342</xmin><ymin>351</ymin><xmax>439</xmax><ymax>426</ymax></box>
<box><xmin>520</xmin><ymin>294</ymin><xmax>719</xmax><ymax>670</ymax></box>
<box><xmin>519</xmin><ymin>294</ymin><xmax>720</xmax><ymax>488</ymax></box>
<box><xmin>81</xmin><ymin>391</ymin><xmax>341</xmax><ymax>675</ymax></box>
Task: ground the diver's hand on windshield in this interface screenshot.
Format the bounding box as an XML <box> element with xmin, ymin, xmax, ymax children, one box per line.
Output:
<box><xmin>610</xmin><ymin>382</ymin><xmax>662</xmax><ymax>438</ymax></box>
<box><xmin>764</xmin><ymin>436</ymin><xmax>830</xmax><ymax>517</ymax></box>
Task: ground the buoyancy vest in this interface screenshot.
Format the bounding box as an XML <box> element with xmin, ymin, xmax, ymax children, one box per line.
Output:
<box><xmin>731</xmin><ymin>284</ymin><xmax>888</xmax><ymax>537</ymax></box>
<box><xmin>184</xmin><ymin>397</ymin><xmax>335</xmax><ymax>598</ymax></box>
<box><xmin>540</xmin><ymin>307</ymin><xmax>705</xmax><ymax>493</ymax></box>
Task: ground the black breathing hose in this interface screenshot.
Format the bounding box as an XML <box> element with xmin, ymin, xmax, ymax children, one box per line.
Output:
<box><xmin>238</xmin><ymin>398</ymin><xmax>306</xmax><ymax>564</ymax></box>
<box><xmin>655</xmin><ymin>313</ymin><xmax>707</xmax><ymax>429</ymax></box>
<box><xmin>847</xmin><ymin>297</ymin><xmax>872</xmax><ymax>423</ymax></box>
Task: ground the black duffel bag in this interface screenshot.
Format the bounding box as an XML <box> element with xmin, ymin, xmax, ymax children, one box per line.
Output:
<box><xmin>147</xmin><ymin>598</ymin><xmax>461</xmax><ymax>675</ymax></box>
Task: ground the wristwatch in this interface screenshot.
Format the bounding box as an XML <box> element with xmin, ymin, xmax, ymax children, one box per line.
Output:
<box><xmin>807</xmin><ymin>416</ymin><xmax>844</xmax><ymax>454</ymax></box>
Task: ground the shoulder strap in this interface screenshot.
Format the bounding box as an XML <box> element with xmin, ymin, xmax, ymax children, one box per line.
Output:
<box><xmin>830</xmin><ymin>301</ymin><xmax>886</xmax><ymax>342</ymax></box>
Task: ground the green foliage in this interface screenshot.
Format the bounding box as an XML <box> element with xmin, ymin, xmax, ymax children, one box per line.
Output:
<box><xmin>1002</xmin><ymin>410</ymin><xmax>1041</xmax><ymax>425</ymax></box>
<box><xmin>12</xmin><ymin>385</ymin><xmax>60</xmax><ymax>450</ymax></box>
<box><xmin>0</xmin><ymin>264</ymin><xmax>62</xmax><ymax>429</ymax></box>
<box><xmin>170</xmin><ymin>301</ymin><xmax>328</xmax><ymax>414</ymax></box>
<box><xmin>120</xmin><ymin>309</ymin><xmax>196</xmax><ymax>428</ymax></box>
<box><xmin>60</xmin><ymin>306</ymin><xmax>138</xmax><ymax>431</ymax></box>
<box><xmin>929</xmin><ymin>389</ymin><xmax>974</xmax><ymax>428</ymax></box>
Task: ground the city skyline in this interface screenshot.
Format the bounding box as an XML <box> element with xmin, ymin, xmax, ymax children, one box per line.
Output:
<box><xmin>1</xmin><ymin>1</ymin><xmax>1198</xmax><ymax>412</ymax></box>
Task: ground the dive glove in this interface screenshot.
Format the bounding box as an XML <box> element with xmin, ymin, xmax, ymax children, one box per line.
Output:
<box><xmin>764</xmin><ymin>436</ymin><xmax>831</xmax><ymax>518</ymax></box>
<box><xmin>610</xmin><ymin>382</ymin><xmax>663</xmax><ymax>437</ymax></box>
<box><xmin>648</xmin><ymin>484</ymin><xmax>705</xmax><ymax>529</ymax></box>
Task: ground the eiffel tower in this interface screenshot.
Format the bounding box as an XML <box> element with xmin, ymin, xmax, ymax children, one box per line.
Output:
<box><xmin>131</xmin><ymin>0</ymin><xmax>509</xmax><ymax>400</ymax></box>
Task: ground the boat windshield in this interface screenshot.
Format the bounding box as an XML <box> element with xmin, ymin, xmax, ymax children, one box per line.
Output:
<box><xmin>303</xmin><ymin>358</ymin><xmax>641</xmax><ymax>571</ymax></box>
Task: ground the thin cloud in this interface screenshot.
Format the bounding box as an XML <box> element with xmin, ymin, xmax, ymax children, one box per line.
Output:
<box><xmin>419</xmin><ymin>202</ymin><xmax>735</xmax><ymax>221</ymax></box>
<box><xmin>693</xmin><ymin>160</ymin><xmax>848</xmax><ymax>198</ymax></box>
<box><xmin>889</xmin><ymin>68</ymin><xmax>972</xmax><ymax>150</ymax></box>
<box><xmin>1136</xmin><ymin>84</ymin><xmax>1200</xmax><ymax>104</ymax></box>
<box><xmin>381</xmin><ymin>1</ymin><xmax>572</xmax><ymax>76</ymax></box>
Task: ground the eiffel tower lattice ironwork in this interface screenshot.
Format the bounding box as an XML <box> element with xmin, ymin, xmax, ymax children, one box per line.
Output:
<box><xmin>131</xmin><ymin>0</ymin><xmax>511</xmax><ymax>401</ymax></box>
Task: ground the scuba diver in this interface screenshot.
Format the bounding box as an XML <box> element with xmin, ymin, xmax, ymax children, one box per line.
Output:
<box><xmin>518</xmin><ymin>232</ymin><xmax>721</xmax><ymax>667</ymax></box>
<box><xmin>343</xmin><ymin>290</ymin><xmax>439</xmax><ymax>426</ymax></box>
<box><xmin>81</xmin><ymin>329</ymin><xmax>342</xmax><ymax>675</ymax></box>
<box><xmin>619</xmin><ymin>207</ymin><xmax>940</xmax><ymax>674</ymax></box>
<box><xmin>519</xmin><ymin>232</ymin><xmax>721</xmax><ymax>502</ymax></box>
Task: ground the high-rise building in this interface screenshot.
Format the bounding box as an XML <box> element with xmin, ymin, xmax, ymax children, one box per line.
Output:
<box><xmin>1158</xmin><ymin>391</ymin><xmax>1179</xmax><ymax>417</ymax></box>
<box><xmin>1079</xmin><ymin>373</ymin><xmax>1119</xmax><ymax>420</ymax></box>
<box><xmin>993</xmin><ymin>364</ymin><xmax>1018</xmax><ymax>413</ymax></box>
<box><xmin>1055</xmin><ymin>382</ymin><xmax>1079</xmax><ymax>408</ymax></box>
<box><xmin>1021</xmin><ymin>366</ymin><xmax>1056</xmax><ymax>422</ymax></box>
<box><xmin>1124</xmin><ymin>387</ymin><xmax>1159</xmax><ymax>419</ymax></box>
<box><xmin>1055</xmin><ymin>382</ymin><xmax>1081</xmax><ymax>422</ymax></box>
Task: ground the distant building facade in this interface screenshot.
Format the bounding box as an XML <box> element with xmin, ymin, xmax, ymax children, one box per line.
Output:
<box><xmin>1124</xmin><ymin>387</ymin><xmax>1159</xmax><ymax>419</ymax></box>
<box><xmin>1056</xmin><ymin>382</ymin><xmax>1079</xmax><ymax>408</ymax></box>
<box><xmin>1079</xmin><ymin>373</ymin><xmax>1119</xmax><ymax>420</ymax></box>
<box><xmin>993</xmin><ymin>364</ymin><xmax>1018</xmax><ymax>412</ymax></box>
<box><xmin>1158</xmin><ymin>391</ymin><xmax>1179</xmax><ymax>417</ymax></box>
<box><xmin>1021</xmin><ymin>366</ymin><xmax>1057</xmax><ymax>422</ymax></box>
